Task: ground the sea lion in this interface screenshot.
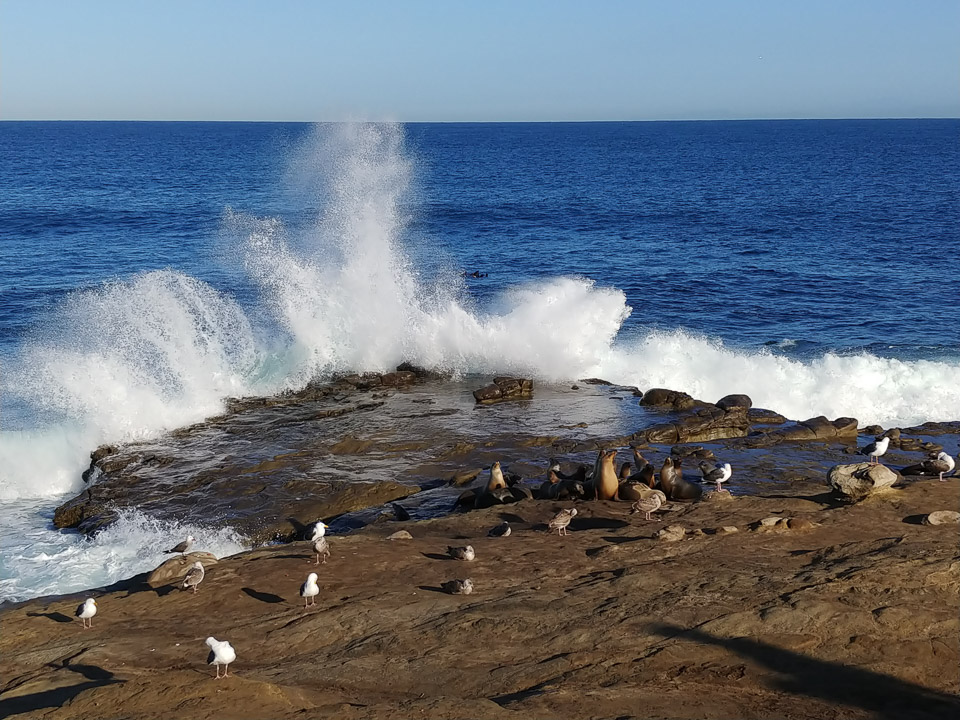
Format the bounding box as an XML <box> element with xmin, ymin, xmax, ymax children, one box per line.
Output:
<box><xmin>548</xmin><ymin>459</ymin><xmax>588</xmax><ymax>483</ymax></box>
<box><xmin>487</xmin><ymin>461</ymin><xmax>508</xmax><ymax>492</ymax></box>
<box><xmin>618</xmin><ymin>461</ymin><xmax>632</xmax><ymax>480</ymax></box>
<box><xmin>629</xmin><ymin>449</ymin><xmax>656</xmax><ymax>488</ymax></box>
<box><xmin>659</xmin><ymin>457</ymin><xmax>677</xmax><ymax>498</ymax></box>
<box><xmin>595</xmin><ymin>448</ymin><xmax>620</xmax><ymax>501</ymax></box>
<box><xmin>668</xmin><ymin>457</ymin><xmax>703</xmax><ymax>501</ymax></box>
<box><xmin>538</xmin><ymin>478</ymin><xmax>586</xmax><ymax>500</ymax></box>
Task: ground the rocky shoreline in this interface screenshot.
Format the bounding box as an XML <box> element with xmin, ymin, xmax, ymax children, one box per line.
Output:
<box><xmin>2</xmin><ymin>374</ymin><xmax>958</xmax><ymax>718</ymax></box>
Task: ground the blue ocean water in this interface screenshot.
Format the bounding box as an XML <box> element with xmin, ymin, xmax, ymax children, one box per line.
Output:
<box><xmin>1</xmin><ymin>120</ymin><xmax>959</xmax><ymax>601</ymax></box>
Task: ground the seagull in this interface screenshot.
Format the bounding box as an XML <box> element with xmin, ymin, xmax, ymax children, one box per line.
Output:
<box><xmin>75</xmin><ymin>598</ymin><xmax>97</xmax><ymax>628</ymax></box>
<box><xmin>181</xmin><ymin>562</ymin><xmax>205</xmax><ymax>594</ymax></box>
<box><xmin>164</xmin><ymin>535</ymin><xmax>195</xmax><ymax>556</ymax></box>
<box><xmin>548</xmin><ymin>507</ymin><xmax>577</xmax><ymax>536</ymax></box>
<box><xmin>488</xmin><ymin>521</ymin><xmax>511</xmax><ymax>537</ymax></box>
<box><xmin>309</xmin><ymin>522</ymin><xmax>328</xmax><ymax>542</ymax></box>
<box><xmin>447</xmin><ymin>545</ymin><xmax>475</xmax><ymax>561</ymax></box>
<box><xmin>205</xmin><ymin>637</ymin><xmax>236</xmax><ymax>679</ymax></box>
<box><xmin>860</xmin><ymin>436</ymin><xmax>890</xmax><ymax>465</ymax></box>
<box><xmin>312</xmin><ymin>535</ymin><xmax>330</xmax><ymax>565</ymax></box>
<box><xmin>699</xmin><ymin>461</ymin><xmax>733</xmax><ymax>493</ymax></box>
<box><xmin>902</xmin><ymin>451</ymin><xmax>956</xmax><ymax>482</ymax></box>
<box><xmin>630</xmin><ymin>493</ymin><xmax>662</xmax><ymax>521</ymax></box>
<box><xmin>300</xmin><ymin>572</ymin><xmax>320</xmax><ymax>608</ymax></box>
<box><xmin>441</xmin><ymin>578</ymin><xmax>474</xmax><ymax>595</ymax></box>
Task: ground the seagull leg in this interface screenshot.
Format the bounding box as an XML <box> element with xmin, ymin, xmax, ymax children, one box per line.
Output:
<box><xmin>215</xmin><ymin>665</ymin><xmax>221</xmax><ymax>679</ymax></box>
<box><xmin>224</xmin><ymin>664</ymin><xmax>230</xmax><ymax>677</ymax></box>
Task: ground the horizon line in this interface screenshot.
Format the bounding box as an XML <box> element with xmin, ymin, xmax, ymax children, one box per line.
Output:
<box><xmin>1</xmin><ymin>116</ymin><xmax>958</xmax><ymax>124</ymax></box>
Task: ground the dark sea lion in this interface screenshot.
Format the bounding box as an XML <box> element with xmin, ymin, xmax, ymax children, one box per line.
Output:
<box><xmin>659</xmin><ymin>457</ymin><xmax>677</xmax><ymax>498</ymax></box>
<box><xmin>668</xmin><ymin>457</ymin><xmax>703</xmax><ymax>501</ymax></box>
<box><xmin>618</xmin><ymin>461</ymin><xmax>632</xmax><ymax>480</ymax></box>
<box><xmin>629</xmin><ymin>449</ymin><xmax>656</xmax><ymax>488</ymax></box>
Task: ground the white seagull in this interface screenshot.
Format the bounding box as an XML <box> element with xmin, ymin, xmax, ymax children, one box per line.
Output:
<box><xmin>300</xmin><ymin>572</ymin><xmax>320</xmax><ymax>608</ymax></box>
<box><xmin>860</xmin><ymin>436</ymin><xmax>890</xmax><ymax>465</ymax></box>
<box><xmin>699</xmin><ymin>461</ymin><xmax>733</xmax><ymax>493</ymax></box>
<box><xmin>75</xmin><ymin>598</ymin><xmax>97</xmax><ymax>629</ymax></box>
<box><xmin>205</xmin><ymin>637</ymin><xmax>236</xmax><ymax>679</ymax></box>
<box><xmin>902</xmin><ymin>451</ymin><xmax>956</xmax><ymax>482</ymax></box>
<box><xmin>309</xmin><ymin>522</ymin><xmax>328</xmax><ymax>542</ymax></box>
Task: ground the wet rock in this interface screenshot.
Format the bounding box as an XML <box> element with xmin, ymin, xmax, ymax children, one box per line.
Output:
<box><xmin>640</xmin><ymin>388</ymin><xmax>697</xmax><ymax>411</ymax></box>
<box><xmin>717</xmin><ymin>394</ymin><xmax>752</xmax><ymax>411</ymax></box>
<box><xmin>147</xmin><ymin>552</ymin><xmax>218</xmax><ymax>585</ymax></box>
<box><xmin>656</xmin><ymin>524</ymin><xmax>686</xmax><ymax>542</ymax></box>
<box><xmin>828</xmin><ymin>462</ymin><xmax>899</xmax><ymax>500</ymax></box>
<box><xmin>924</xmin><ymin>510</ymin><xmax>960</xmax><ymax>526</ymax></box>
<box><xmin>580</xmin><ymin>378</ymin><xmax>614</xmax><ymax>385</ymax></box>
<box><xmin>449</xmin><ymin>469</ymin><xmax>482</xmax><ymax>487</ymax></box>
<box><xmin>747</xmin><ymin>408</ymin><xmax>787</xmax><ymax>425</ymax></box>
<box><xmin>380</xmin><ymin>370</ymin><xmax>417</xmax><ymax>387</ymax></box>
<box><xmin>473</xmin><ymin>377</ymin><xmax>534</xmax><ymax>404</ymax></box>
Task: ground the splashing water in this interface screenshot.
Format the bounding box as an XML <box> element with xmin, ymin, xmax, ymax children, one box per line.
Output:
<box><xmin>1</xmin><ymin>122</ymin><xmax>959</xmax><ymax>600</ymax></box>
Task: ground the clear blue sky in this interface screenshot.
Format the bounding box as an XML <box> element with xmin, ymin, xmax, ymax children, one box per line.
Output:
<box><xmin>1</xmin><ymin>0</ymin><xmax>957</xmax><ymax>121</ymax></box>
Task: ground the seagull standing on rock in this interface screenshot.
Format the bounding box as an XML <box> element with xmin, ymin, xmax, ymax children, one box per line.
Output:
<box><xmin>548</xmin><ymin>507</ymin><xmax>577</xmax><ymax>536</ymax></box>
<box><xmin>300</xmin><ymin>572</ymin><xmax>320</xmax><ymax>609</ymax></box>
<box><xmin>441</xmin><ymin>578</ymin><xmax>474</xmax><ymax>595</ymax></box>
<box><xmin>164</xmin><ymin>535</ymin><xmax>195</xmax><ymax>556</ymax></box>
<box><xmin>181</xmin><ymin>562</ymin><xmax>205</xmax><ymax>593</ymax></box>
<box><xmin>699</xmin><ymin>461</ymin><xmax>733</xmax><ymax>493</ymax></box>
<box><xmin>75</xmin><ymin>598</ymin><xmax>97</xmax><ymax>628</ymax></box>
<box><xmin>312</xmin><ymin>535</ymin><xmax>330</xmax><ymax>565</ymax></box>
<box><xmin>630</xmin><ymin>494</ymin><xmax>662</xmax><ymax>521</ymax></box>
<box><xmin>860</xmin><ymin>436</ymin><xmax>890</xmax><ymax>465</ymax></box>
<box><xmin>205</xmin><ymin>637</ymin><xmax>236</xmax><ymax>679</ymax></box>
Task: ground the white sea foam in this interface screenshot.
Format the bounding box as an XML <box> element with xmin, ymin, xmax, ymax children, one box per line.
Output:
<box><xmin>1</xmin><ymin>122</ymin><xmax>959</xmax><ymax>599</ymax></box>
<box><xmin>0</xmin><ymin>505</ymin><xmax>247</xmax><ymax>604</ymax></box>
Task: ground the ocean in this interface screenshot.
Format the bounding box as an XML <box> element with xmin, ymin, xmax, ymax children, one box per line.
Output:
<box><xmin>1</xmin><ymin>119</ymin><xmax>958</xmax><ymax>602</ymax></box>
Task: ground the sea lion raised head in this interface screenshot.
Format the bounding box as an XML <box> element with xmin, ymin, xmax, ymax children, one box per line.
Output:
<box><xmin>487</xmin><ymin>461</ymin><xmax>508</xmax><ymax>492</ymax></box>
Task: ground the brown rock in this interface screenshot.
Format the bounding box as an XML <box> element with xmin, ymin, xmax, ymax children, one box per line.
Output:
<box><xmin>147</xmin><ymin>552</ymin><xmax>218</xmax><ymax>585</ymax></box>
<box><xmin>787</xmin><ymin>517</ymin><xmax>817</xmax><ymax>531</ymax></box>
<box><xmin>385</xmin><ymin>530</ymin><xmax>413</xmax><ymax>540</ymax></box>
<box><xmin>640</xmin><ymin>388</ymin><xmax>697</xmax><ymax>411</ymax></box>
<box><xmin>380</xmin><ymin>371</ymin><xmax>417</xmax><ymax>387</ymax></box>
<box><xmin>716</xmin><ymin>394</ymin><xmax>752</xmax><ymax>411</ymax></box>
<box><xmin>828</xmin><ymin>463</ymin><xmax>899</xmax><ymax>500</ymax></box>
<box><xmin>656</xmin><ymin>524</ymin><xmax>686</xmax><ymax>542</ymax></box>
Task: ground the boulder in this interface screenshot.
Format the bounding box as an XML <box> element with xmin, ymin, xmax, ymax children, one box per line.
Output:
<box><xmin>473</xmin><ymin>377</ymin><xmax>534</xmax><ymax>404</ymax></box>
<box><xmin>924</xmin><ymin>511</ymin><xmax>960</xmax><ymax>526</ymax></box>
<box><xmin>386</xmin><ymin>530</ymin><xmax>414</xmax><ymax>540</ymax></box>
<box><xmin>640</xmin><ymin>388</ymin><xmax>696</xmax><ymax>411</ymax></box>
<box><xmin>828</xmin><ymin>463</ymin><xmax>899</xmax><ymax>500</ymax></box>
<box><xmin>147</xmin><ymin>552</ymin><xmax>218</xmax><ymax>585</ymax></box>
<box><xmin>717</xmin><ymin>394</ymin><xmax>752</xmax><ymax>411</ymax></box>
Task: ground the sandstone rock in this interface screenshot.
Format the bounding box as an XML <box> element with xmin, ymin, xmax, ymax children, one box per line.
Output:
<box><xmin>924</xmin><ymin>510</ymin><xmax>960</xmax><ymax>526</ymax></box>
<box><xmin>828</xmin><ymin>463</ymin><xmax>899</xmax><ymax>500</ymax></box>
<box><xmin>704</xmin><ymin>490</ymin><xmax>734</xmax><ymax>502</ymax></box>
<box><xmin>759</xmin><ymin>516</ymin><xmax>783</xmax><ymax>527</ymax></box>
<box><xmin>656</xmin><ymin>524</ymin><xmax>686</xmax><ymax>542</ymax></box>
<box><xmin>717</xmin><ymin>526</ymin><xmax>739</xmax><ymax>534</ymax></box>
<box><xmin>717</xmin><ymin>394</ymin><xmax>752</xmax><ymax>411</ymax></box>
<box><xmin>747</xmin><ymin>408</ymin><xmax>787</xmax><ymax>425</ymax></box>
<box><xmin>787</xmin><ymin>517</ymin><xmax>817</xmax><ymax>531</ymax></box>
<box><xmin>147</xmin><ymin>552</ymin><xmax>218</xmax><ymax>585</ymax></box>
<box><xmin>449</xmin><ymin>469</ymin><xmax>482</xmax><ymax>487</ymax></box>
<box><xmin>386</xmin><ymin>530</ymin><xmax>413</xmax><ymax>540</ymax></box>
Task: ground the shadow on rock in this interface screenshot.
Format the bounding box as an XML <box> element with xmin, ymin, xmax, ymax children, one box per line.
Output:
<box><xmin>241</xmin><ymin>587</ymin><xmax>285</xmax><ymax>604</ymax></box>
<box><xmin>570</xmin><ymin>517</ymin><xmax>628</xmax><ymax>531</ymax></box>
<box><xmin>646</xmin><ymin>621</ymin><xmax>960</xmax><ymax>720</ymax></box>
<box><xmin>0</xmin><ymin>663</ymin><xmax>122</xmax><ymax>717</ymax></box>
<box><xmin>25</xmin><ymin>611</ymin><xmax>74</xmax><ymax>624</ymax></box>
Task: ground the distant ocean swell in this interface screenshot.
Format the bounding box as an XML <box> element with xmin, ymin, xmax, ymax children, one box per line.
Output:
<box><xmin>2</xmin><ymin>123</ymin><xmax>959</xmax><ymax>505</ymax></box>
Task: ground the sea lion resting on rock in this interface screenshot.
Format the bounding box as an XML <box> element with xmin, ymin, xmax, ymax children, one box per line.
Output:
<box><xmin>537</xmin><ymin>478</ymin><xmax>585</xmax><ymax>500</ymax></box>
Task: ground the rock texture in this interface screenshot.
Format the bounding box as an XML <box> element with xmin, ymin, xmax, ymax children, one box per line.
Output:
<box><xmin>3</xmin><ymin>481</ymin><xmax>958</xmax><ymax>720</ymax></box>
<box><xmin>829</xmin><ymin>462</ymin><xmax>900</xmax><ymax>500</ymax></box>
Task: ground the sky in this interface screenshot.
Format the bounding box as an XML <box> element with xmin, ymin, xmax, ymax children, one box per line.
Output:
<box><xmin>1</xmin><ymin>0</ymin><xmax>957</xmax><ymax>121</ymax></box>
